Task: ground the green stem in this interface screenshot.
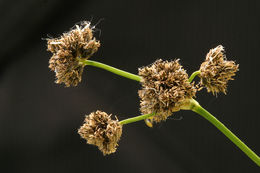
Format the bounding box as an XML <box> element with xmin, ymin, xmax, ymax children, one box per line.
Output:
<box><xmin>188</xmin><ymin>70</ymin><xmax>200</xmax><ymax>82</ymax></box>
<box><xmin>119</xmin><ymin>112</ymin><xmax>156</xmax><ymax>125</ymax></box>
<box><xmin>80</xmin><ymin>59</ymin><xmax>141</xmax><ymax>82</ymax></box>
<box><xmin>81</xmin><ymin>60</ymin><xmax>200</xmax><ymax>84</ymax></box>
<box><xmin>191</xmin><ymin>100</ymin><xmax>260</xmax><ymax>166</ymax></box>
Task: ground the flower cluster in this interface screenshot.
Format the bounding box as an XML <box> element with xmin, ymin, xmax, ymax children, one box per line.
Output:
<box><xmin>78</xmin><ymin>110</ymin><xmax>122</xmax><ymax>155</ymax></box>
<box><xmin>47</xmin><ymin>21</ymin><xmax>100</xmax><ymax>87</ymax></box>
<box><xmin>138</xmin><ymin>59</ymin><xmax>197</xmax><ymax>123</ymax></box>
<box><xmin>199</xmin><ymin>45</ymin><xmax>239</xmax><ymax>95</ymax></box>
<box><xmin>46</xmin><ymin>21</ymin><xmax>241</xmax><ymax>156</ymax></box>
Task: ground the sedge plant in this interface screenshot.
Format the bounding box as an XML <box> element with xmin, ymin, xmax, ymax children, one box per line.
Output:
<box><xmin>46</xmin><ymin>21</ymin><xmax>260</xmax><ymax>166</ymax></box>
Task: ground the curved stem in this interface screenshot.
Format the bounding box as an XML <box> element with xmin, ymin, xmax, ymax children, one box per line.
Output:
<box><xmin>188</xmin><ymin>70</ymin><xmax>200</xmax><ymax>82</ymax></box>
<box><xmin>81</xmin><ymin>60</ymin><xmax>200</xmax><ymax>84</ymax></box>
<box><xmin>191</xmin><ymin>100</ymin><xmax>260</xmax><ymax>166</ymax></box>
<box><xmin>80</xmin><ymin>59</ymin><xmax>141</xmax><ymax>82</ymax></box>
<box><xmin>119</xmin><ymin>112</ymin><xmax>156</xmax><ymax>125</ymax></box>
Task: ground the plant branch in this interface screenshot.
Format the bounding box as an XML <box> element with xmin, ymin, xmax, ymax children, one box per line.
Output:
<box><xmin>191</xmin><ymin>100</ymin><xmax>260</xmax><ymax>166</ymax></box>
<box><xmin>80</xmin><ymin>59</ymin><xmax>142</xmax><ymax>82</ymax></box>
<box><xmin>188</xmin><ymin>70</ymin><xmax>200</xmax><ymax>82</ymax></box>
<box><xmin>119</xmin><ymin>112</ymin><xmax>156</xmax><ymax>125</ymax></box>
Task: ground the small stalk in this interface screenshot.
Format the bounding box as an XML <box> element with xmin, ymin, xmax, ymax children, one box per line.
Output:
<box><xmin>119</xmin><ymin>112</ymin><xmax>156</xmax><ymax>125</ymax></box>
<box><xmin>188</xmin><ymin>70</ymin><xmax>200</xmax><ymax>82</ymax></box>
<box><xmin>80</xmin><ymin>59</ymin><xmax>141</xmax><ymax>82</ymax></box>
<box><xmin>190</xmin><ymin>99</ymin><xmax>260</xmax><ymax>166</ymax></box>
<box><xmin>80</xmin><ymin>60</ymin><xmax>200</xmax><ymax>84</ymax></box>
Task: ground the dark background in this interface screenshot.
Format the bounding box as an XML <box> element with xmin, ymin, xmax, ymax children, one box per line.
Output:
<box><xmin>0</xmin><ymin>0</ymin><xmax>259</xmax><ymax>172</ymax></box>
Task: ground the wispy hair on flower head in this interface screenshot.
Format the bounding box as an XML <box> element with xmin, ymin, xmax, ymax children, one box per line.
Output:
<box><xmin>138</xmin><ymin>59</ymin><xmax>197</xmax><ymax>123</ymax></box>
<box><xmin>78</xmin><ymin>110</ymin><xmax>122</xmax><ymax>155</ymax></box>
<box><xmin>199</xmin><ymin>45</ymin><xmax>239</xmax><ymax>95</ymax></box>
<box><xmin>47</xmin><ymin>21</ymin><xmax>100</xmax><ymax>87</ymax></box>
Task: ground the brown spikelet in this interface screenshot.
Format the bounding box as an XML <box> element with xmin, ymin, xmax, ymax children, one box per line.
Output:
<box><xmin>47</xmin><ymin>21</ymin><xmax>100</xmax><ymax>87</ymax></box>
<box><xmin>138</xmin><ymin>59</ymin><xmax>197</xmax><ymax>123</ymax></box>
<box><xmin>199</xmin><ymin>45</ymin><xmax>239</xmax><ymax>95</ymax></box>
<box><xmin>78</xmin><ymin>111</ymin><xmax>122</xmax><ymax>155</ymax></box>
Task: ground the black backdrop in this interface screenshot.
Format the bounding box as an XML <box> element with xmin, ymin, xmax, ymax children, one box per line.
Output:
<box><xmin>0</xmin><ymin>0</ymin><xmax>259</xmax><ymax>173</ymax></box>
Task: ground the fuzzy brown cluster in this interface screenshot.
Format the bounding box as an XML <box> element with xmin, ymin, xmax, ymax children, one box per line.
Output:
<box><xmin>138</xmin><ymin>59</ymin><xmax>197</xmax><ymax>123</ymax></box>
<box><xmin>78</xmin><ymin>110</ymin><xmax>122</xmax><ymax>155</ymax></box>
<box><xmin>199</xmin><ymin>45</ymin><xmax>239</xmax><ymax>95</ymax></box>
<box><xmin>47</xmin><ymin>21</ymin><xmax>100</xmax><ymax>87</ymax></box>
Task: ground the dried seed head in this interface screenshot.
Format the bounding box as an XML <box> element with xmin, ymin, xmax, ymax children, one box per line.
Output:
<box><xmin>78</xmin><ymin>110</ymin><xmax>122</xmax><ymax>155</ymax></box>
<box><xmin>47</xmin><ymin>21</ymin><xmax>100</xmax><ymax>87</ymax></box>
<box><xmin>138</xmin><ymin>59</ymin><xmax>197</xmax><ymax>123</ymax></box>
<box><xmin>199</xmin><ymin>45</ymin><xmax>239</xmax><ymax>95</ymax></box>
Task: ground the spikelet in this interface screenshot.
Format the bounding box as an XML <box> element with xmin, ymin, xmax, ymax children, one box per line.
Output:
<box><xmin>199</xmin><ymin>45</ymin><xmax>239</xmax><ymax>95</ymax></box>
<box><xmin>47</xmin><ymin>21</ymin><xmax>100</xmax><ymax>87</ymax></box>
<box><xmin>78</xmin><ymin>111</ymin><xmax>122</xmax><ymax>155</ymax></box>
<box><xmin>138</xmin><ymin>59</ymin><xmax>197</xmax><ymax>123</ymax></box>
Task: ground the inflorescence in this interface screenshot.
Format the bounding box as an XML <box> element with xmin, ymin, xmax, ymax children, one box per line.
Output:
<box><xmin>138</xmin><ymin>59</ymin><xmax>197</xmax><ymax>123</ymax></box>
<box><xmin>44</xmin><ymin>21</ymin><xmax>260</xmax><ymax>167</ymax></box>
<box><xmin>78</xmin><ymin>110</ymin><xmax>122</xmax><ymax>155</ymax></box>
<box><xmin>199</xmin><ymin>45</ymin><xmax>239</xmax><ymax>95</ymax></box>
<box><xmin>47</xmin><ymin>21</ymin><xmax>100</xmax><ymax>87</ymax></box>
<box><xmin>46</xmin><ymin>23</ymin><xmax>239</xmax><ymax>154</ymax></box>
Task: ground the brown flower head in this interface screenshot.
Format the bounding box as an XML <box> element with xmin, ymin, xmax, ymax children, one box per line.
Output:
<box><xmin>78</xmin><ymin>110</ymin><xmax>122</xmax><ymax>155</ymax></box>
<box><xmin>138</xmin><ymin>59</ymin><xmax>197</xmax><ymax>123</ymax></box>
<box><xmin>47</xmin><ymin>21</ymin><xmax>100</xmax><ymax>87</ymax></box>
<box><xmin>199</xmin><ymin>45</ymin><xmax>239</xmax><ymax>95</ymax></box>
